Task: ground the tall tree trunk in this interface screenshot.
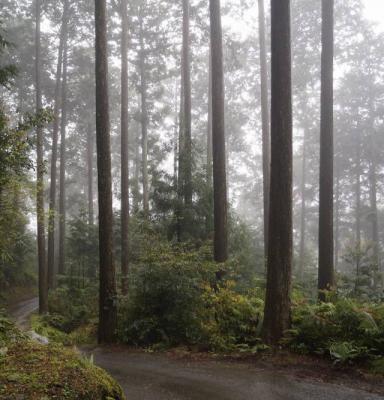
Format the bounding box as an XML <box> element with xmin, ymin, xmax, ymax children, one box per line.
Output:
<box><xmin>334</xmin><ymin>155</ymin><xmax>340</xmax><ymax>270</ymax></box>
<box><xmin>182</xmin><ymin>0</ymin><xmax>192</xmax><ymax>208</ymax></box>
<box><xmin>258</xmin><ymin>0</ymin><xmax>270</xmax><ymax>262</ymax></box>
<box><xmin>58</xmin><ymin>38</ymin><xmax>68</xmax><ymax>276</ymax></box>
<box><xmin>206</xmin><ymin>53</ymin><xmax>213</xmax><ymax>237</ymax></box>
<box><xmin>355</xmin><ymin>131</ymin><xmax>361</xmax><ymax>289</ymax></box>
<box><xmin>120</xmin><ymin>0</ymin><xmax>129</xmax><ymax>295</ymax></box>
<box><xmin>176</xmin><ymin>73</ymin><xmax>184</xmax><ymax>242</ymax></box>
<box><xmin>133</xmin><ymin>119</ymin><xmax>140</xmax><ymax>213</ymax></box>
<box><xmin>367</xmin><ymin>87</ymin><xmax>380</xmax><ymax>283</ymax></box>
<box><xmin>86</xmin><ymin>122</ymin><xmax>94</xmax><ymax>225</ymax></box>
<box><xmin>173</xmin><ymin>81</ymin><xmax>179</xmax><ymax>190</ymax></box>
<box><xmin>369</xmin><ymin>134</ymin><xmax>379</xmax><ymax>278</ymax></box>
<box><xmin>298</xmin><ymin>123</ymin><xmax>308</xmax><ymax>281</ymax></box>
<box><xmin>139</xmin><ymin>10</ymin><xmax>149</xmax><ymax>217</ymax></box>
<box><xmin>48</xmin><ymin>0</ymin><xmax>69</xmax><ymax>288</ymax></box>
<box><xmin>35</xmin><ymin>0</ymin><xmax>48</xmax><ymax>314</ymax></box>
<box><xmin>95</xmin><ymin>0</ymin><xmax>117</xmax><ymax>344</ymax></box>
<box><xmin>262</xmin><ymin>0</ymin><xmax>292</xmax><ymax>345</ymax></box>
<box><xmin>209</xmin><ymin>0</ymin><xmax>228</xmax><ymax>264</ymax></box>
<box><xmin>318</xmin><ymin>0</ymin><xmax>334</xmax><ymax>296</ymax></box>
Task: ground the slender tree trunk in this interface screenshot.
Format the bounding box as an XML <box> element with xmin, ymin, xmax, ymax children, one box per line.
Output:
<box><xmin>355</xmin><ymin>131</ymin><xmax>361</xmax><ymax>289</ymax></box>
<box><xmin>318</xmin><ymin>0</ymin><xmax>334</xmax><ymax>296</ymax></box>
<box><xmin>209</xmin><ymin>0</ymin><xmax>228</xmax><ymax>264</ymax></box>
<box><xmin>258</xmin><ymin>0</ymin><xmax>270</xmax><ymax>262</ymax></box>
<box><xmin>367</xmin><ymin>88</ymin><xmax>380</xmax><ymax>282</ymax></box>
<box><xmin>334</xmin><ymin>155</ymin><xmax>340</xmax><ymax>270</ymax></box>
<box><xmin>298</xmin><ymin>123</ymin><xmax>308</xmax><ymax>281</ymax></box>
<box><xmin>182</xmin><ymin>0</ymin><xmax>192</xmax><ymax>208</ymax></box>
<box><xmin>176</xmin><ymin>73</ymin><xmax>184</xmax><ymax>242</ymax></box>
<box><xmin>262</xmin><ymin>0</ymin><xmax>292</xmax><ymax>345</ymax></box>
<box><xmin>173</xmin><ymin>81</ymin><xmax>179</xmax><ymax>190</ymax></box>
<box><xmin>369</xmin><ymin>136</ymin><xmax>379</xmax><ymax>277</ymax></box>
<box><xmin>35</xmin><ymin>0</ymin><xmax>48</xmax><ymax>314</ymax></box>
<box><xmin>48</xmin><ymin>0</ymin><xmax>69</xmax><ymax>288</ymax></box>
<box><xmin>86</xmin><ymin>122</ymin><xmax>94</xmax><ymax>225</ymax></box>
<box><xmin>139</xmin><ymin>10</ymin><xmax>149</xmax><ymax>217</ymax></box>
<box><xmin>58</xmin><ymin>38</ymin><xmax>68</xmax><ymax>276</ymax></box>
<box><xmin>133</xmin><ymin>120</ymin><xmax>140</xmax><ymax>213</ymax></box>
<box><xmin>95</xmin><ymin>0</ymin><xmax>117</xmax><ymax>344</ymax></box>
<box><xmin>120</xmin><ymin>0</ymin><xmax>129</xmax><ymax>295</ymax></box>
<box><xmin>206</xmin><ymin>53</ymin><xmax>213</xmax><ymax>237</ymax></box>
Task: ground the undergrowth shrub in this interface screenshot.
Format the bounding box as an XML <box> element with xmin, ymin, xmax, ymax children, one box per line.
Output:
<box><xmin>200</xmin><ymin>281</ymin><xmax>264</xmax><ymax>351</ymax></box>
<box><xmin>117</xmin><ymin>241</ymin><xmax>264</xmax><ymax>351</ymax></box>
<box><xmin>46</xmin><ymin>285</ymin><xmax>98</xmax><ymax>333</ymax></box>
<box><xmin>288</xmin><ymin>296</ymin><xmax>384</xmax><ymax>364</ymax></box>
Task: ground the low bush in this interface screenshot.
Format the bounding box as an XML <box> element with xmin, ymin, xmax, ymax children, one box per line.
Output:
<box><xmin>117</xmin><ymin>241</ymin><xmax>264</xmax><ymax>352</ymax></box>
<box><xmin>47</xmin><ymin>285</ymin><xmax>98</xmax><ymax>334</ymax></box>
<box><xmin>288</xmin><ymin>296</ymin><xmax>384</xmax><ymax>364</ymax></box>
<box><xmin>200</xmin><ymin>281</ymin><xmax>264</xmax><ymax>351</ymax></box>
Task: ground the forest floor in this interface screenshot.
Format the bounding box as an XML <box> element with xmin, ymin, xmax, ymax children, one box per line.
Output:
<box><xmin>10</xmin><ymin>297</ymin><xmax>384</xmax><ymax>400</ymax></box>
<box><xmin>2</xmin><ymin>297</ymin><xmax>125</xmax><ymax>400</ymax></box>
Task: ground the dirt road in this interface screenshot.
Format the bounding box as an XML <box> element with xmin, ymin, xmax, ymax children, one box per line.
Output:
<box><xmin>10</xmin><ymin>297</ymin><xmax>384</xmax><ymax>400</ymax></box>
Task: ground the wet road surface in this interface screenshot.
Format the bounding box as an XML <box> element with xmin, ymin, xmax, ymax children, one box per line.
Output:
<box><xmin>10</xmin><ymin>297</ymin><xmax>384</xmax><ymax>400</ymax></box>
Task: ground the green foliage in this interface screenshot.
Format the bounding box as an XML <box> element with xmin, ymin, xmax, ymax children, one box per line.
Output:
<box><xmin>32</xmin><ymin>314</ymin><xmax>97</xmax><ymax>346</ymax></box>
<box><xmin>0</xmin><ymin>311</ymin><xmax>25</xmax><ymax>349</ymax></box>
<box><xmin>117</xmin><ymin>240</ymin><xmax>264</xmax><ymax>352</ymax></box>
<box><xmin>0</xmin><ymin>322</ymin><xmax>125</xmax><ymax>399</ymax></box>
<box><xmin>0</xmin><ymin>23</ymin><xmax>52</xmax><ymax>293</ymax></box>
<box><xmin>329</xmin><ymin>341</ymin><xmax>369</xmax><ymax>365</ymax></box>
<box><xmin>0</xmin><ymin>180</ymin><xmax>36</xmax><ymax>296</ymax></box>
<box><xmin>118</xmin><ymin>241</ymin><xmax>217</xmax><ymax>346</ymax></box>
<box><xmin>288</xmin><ymin>297</ymin><xmax>384</xmax><ymax>364</ymax></box>
<box><xmin>0</xmin><ymin>23</ymin><xmax>17</xmax><ymax>87</ymax></box>
<box><xmin>200</xmin><ymin>281</ymin><xmax>264</xmax><ymax>351</ymax></box>
<box><xmin>67</xmin><ymin>212</ymin><xmax>99</xmax><ymax>279</ymax></box>
<box><xmin>46</xmin><ymin>285</ymin><xmax>98</xmax><ymax>334</ymax></box>
<box><xmin>340</xmin><ymin>242</ymin><xmax>383</xmax><ymax>301</ymax></box>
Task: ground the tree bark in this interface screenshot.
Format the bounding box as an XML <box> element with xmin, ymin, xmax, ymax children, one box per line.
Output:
<box><xmin>258</xmin><ymin>0</ymin><xmax>270</xmax><ymax>262</ymax></box>
<box><xmin>133</xmin><ymin>119</ymin><xmax>140</xmax><ymax>213</ymax></box>
<box><xmin>58</xmin><ymin>37</ymin><xmax>68</xmax><ymax>276</ymax></box>
<box><xmin>262</xmin><ymin>0</ymin><xmax>292</xmax><ymax>345</ymax></box>
<box><xmin>334</xmin><ymin>155</ymin><xmax>340</xmax><ymax>270</ymax></box>
<box><xmin>120</xmin><ymin>0</ymin><xmax>129</xmax><ymax>295</ymax></box>
<box><xmin>355</xmin><ymin>131</ymin><xmax>361</xmax><ymax>288</ymax></box>
<box><xmin>95</xmin><ymin>0</ymin><xmax>117</xmax><ymax>344</ymax></box>
<box><xmin>182</xmin><ymin>0</ymin><xmax>192</xmax><ymax>208</ymax></box>
<box><xmin>176</xmin><ymin>72</ymin><xmax>184</xmax><ymax>242</ymax></box>
<box><xmin>173</xmin><ymin>81</ymin><xmax>179</xmax><ymax>190</ymax></box>
<box><xmin>35</xmin><ymin>0</ymin><xmax>48</xmax><ymax>314</ymax></box>
<box><xmin>206</xmin><ymin>53</ymin><xmax>213</xmax><ymax>237</ymax></box>
<box><xmin>209</xmin><ymin>0</ymin><xmax>228</xmax><ymax>264</ymax></box>
<box><xmin>368</xmin><ymin>87</ymin><xmax>380</xmax><ymax>282</ymax></box>
<box><xmin>369</xmin><ymin>134</ymin><xmax>379</xmax><ymax>276</ymax></box>
<box><xmin>86</xmin><ymin>122</ymin><xmax>94</xmax><ymax>226</ymax></box>
<box><xmin>318</xmin><ymin>0</ymin><xmax>335</xmax><ymax>296</ymax></box>
<box><xmin>139</xmin><ymin>9</ymin><xmax>149</xmax><ymax>217</ymax></box>
<box><xmin>48</xmin><ymin>0</ymin><xmax>69</xmax><ymax>287</ymax></box>
<box><xmin>298</xmin><ymin>123</ymin><xmax>308</xmax><ymax>281</ymax></box>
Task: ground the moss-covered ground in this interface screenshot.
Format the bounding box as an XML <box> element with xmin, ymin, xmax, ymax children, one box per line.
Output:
<box><xmin>0</xmin><ymin>314</ymin><xmax>125</xmax><ymax>400</ymax></box>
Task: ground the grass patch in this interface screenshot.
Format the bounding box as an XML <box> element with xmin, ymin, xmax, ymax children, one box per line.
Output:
<box><xmin>31</xmin><ymin>314</ymin><xmax>97</xmax><ymax>346</ymax></box>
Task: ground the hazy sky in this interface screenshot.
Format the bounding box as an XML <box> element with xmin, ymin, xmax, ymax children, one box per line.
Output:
<box><xmin>364</xmin><ymin>0</ymin><xmax>384</xmax><ymax>29</ymax></box>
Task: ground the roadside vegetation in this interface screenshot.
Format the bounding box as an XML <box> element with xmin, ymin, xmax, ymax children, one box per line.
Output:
<box><xmin>32</xmin><ymin>215</ymin><xmax>384</xmax><ymax>375</ymax></box>
<box><xmin>0</xmin><ymin>312</ymin><xmax>125</xmax><ymax>399</ymax></box>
